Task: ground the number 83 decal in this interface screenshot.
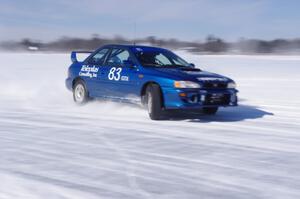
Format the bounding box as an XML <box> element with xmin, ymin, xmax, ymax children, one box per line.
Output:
<box><xmin>108</xmin><ymin>67</ymin><xmax>122</xmax><ymax>81</ymax></box>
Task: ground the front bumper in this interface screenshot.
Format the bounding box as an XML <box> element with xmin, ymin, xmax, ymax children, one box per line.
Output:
<box><xmin>162</xmin><ymin>87</ymin><xmax>238</xmax><ymax>110</ymax></box>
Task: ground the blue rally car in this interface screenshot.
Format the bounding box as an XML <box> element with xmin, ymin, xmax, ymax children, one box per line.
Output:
<box><xmin>66</xmin><ymin>45</ymin><xmax>238</xmax><ymax>120</ymax></box>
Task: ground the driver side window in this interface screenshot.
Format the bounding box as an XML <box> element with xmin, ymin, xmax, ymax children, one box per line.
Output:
<box><xmin>155</xmin><ymin>53</ymin><xmax>172</xmax><ymax>65</ymax></box>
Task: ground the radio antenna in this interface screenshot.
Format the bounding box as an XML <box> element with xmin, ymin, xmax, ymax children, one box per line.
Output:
<box><xmin>133</xmin><ymin>22</ymin><xmax>136</xmax><ymax>46</ymax></box>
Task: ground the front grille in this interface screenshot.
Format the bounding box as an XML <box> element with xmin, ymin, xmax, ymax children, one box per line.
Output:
<box><xmin>203</xmin><ymin>93</ymin><xmax>230</xmax><ymax>105</ymax></box>
<box><xmin>203</xmin><ymin>82</ymin><xmax>227</xmax><ymax>89</ymax></box>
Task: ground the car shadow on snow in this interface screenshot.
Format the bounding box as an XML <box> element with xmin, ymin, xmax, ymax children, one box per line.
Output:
<box><xmin>165</xmin><ymin>105</ymin><xmax>274</xmax><ymax>122</ymax></box>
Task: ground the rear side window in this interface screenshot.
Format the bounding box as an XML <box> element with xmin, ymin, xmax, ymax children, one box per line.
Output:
<box><xmin>88</xmin><ymin>48</ymin><xmax>109</xmax><ymax>65</ymax></box>
<box><xmin>106</xmin><ymin>49</ymin><xmax>130</xmax><ymax>66</ymax></box>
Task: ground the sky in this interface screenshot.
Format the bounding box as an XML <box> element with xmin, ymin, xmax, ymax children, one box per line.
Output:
<box><xmin>0</xmin><ymin>0</ymin><xmax>300</xmax><ymax>42</ymax></box>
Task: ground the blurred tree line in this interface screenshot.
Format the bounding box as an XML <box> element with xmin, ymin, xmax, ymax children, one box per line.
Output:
<box><xmin>1</xmin><ymin>34</ymin><xmax>300</xmax><ymax>54</ymax></box>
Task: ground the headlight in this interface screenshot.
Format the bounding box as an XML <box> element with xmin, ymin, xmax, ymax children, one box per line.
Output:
<box><xmin>227</xmin><ymin>82</ymin><xmax>236</xmax><ymax>89</ymax></box>
<box><xmin>174</xmin><ymin>81</ymin><xmax>201</xmax><ymax>88</ymax></box>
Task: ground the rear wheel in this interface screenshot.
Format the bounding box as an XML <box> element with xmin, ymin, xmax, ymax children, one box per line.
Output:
<box><xmin>202</xmin><ymin>107</ymin><xmax>218</xmax><ymax>115</ymax></box>
<box><xmin>145</xmin><ymin>84</ymin><xmax>164</xmax><ymax>120</ymax></box>
<box><xmin>73</xmin><ymin>80</ymin><xmax>89</xmax><ymax>104</ymax></box>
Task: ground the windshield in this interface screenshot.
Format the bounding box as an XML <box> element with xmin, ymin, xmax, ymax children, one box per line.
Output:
<box><xmin>135</xmin><ymin>50</ymin><xmax>190</xmax><ymax>68</ymax></box>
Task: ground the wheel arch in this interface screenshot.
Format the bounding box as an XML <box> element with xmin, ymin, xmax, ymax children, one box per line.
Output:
<box><xmin>72</xmin><ymin>77</ymin><xmax>85</xmax><ymax>90</ymax></box>
<box><xmin>140</xmin><ymin>81</ymin><xmax>164</xmax><ymax>107</ymax></box>
<box><xmin>72</xmin><ymin>77</ymin><xmax>92</xmax><ymax>100</ymax></box>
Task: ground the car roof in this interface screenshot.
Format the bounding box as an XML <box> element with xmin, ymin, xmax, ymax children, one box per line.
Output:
<box><xmin>101</xmin><ymin>44</ymin><xmax>169</xmax><ymax>52</ymax></box>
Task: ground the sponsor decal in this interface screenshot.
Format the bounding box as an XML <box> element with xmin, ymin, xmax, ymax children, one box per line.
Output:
<box><xmin>121</xmin><ymin>76</ymin><xmax>129</xmax><ymax>81</ymax></box>
<box><xmin>79</xmin><ymin>65</ymin><xmax>99</xmax><ymax>78</ymax></box>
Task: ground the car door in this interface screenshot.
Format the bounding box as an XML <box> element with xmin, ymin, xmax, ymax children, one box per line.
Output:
<box><xmin>83</xmin><ymin>47</ymin><xmax>110</xmax><ymax>97</ymax></box>
<box><xmin>104</xmin><ymin>47</ymin><xmax>140</xmax><ymax>101</ymax></box>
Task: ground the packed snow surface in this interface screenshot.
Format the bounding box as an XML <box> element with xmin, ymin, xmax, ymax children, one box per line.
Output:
<box><xmin>0</xmin><ymin>52</ymin><xmax>300</xmax><ymax>199</ymax></box>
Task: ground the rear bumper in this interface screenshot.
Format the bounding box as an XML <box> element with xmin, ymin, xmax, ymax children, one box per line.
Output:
<box><xmin>162</xmin><ymin>87</ymin><xmax>238</xmax><ymax>110</ymax></box>
<box><xmin>65</xmin><ymin>77</ymin><xmax>73</xmax><ymax>91</ymax></box>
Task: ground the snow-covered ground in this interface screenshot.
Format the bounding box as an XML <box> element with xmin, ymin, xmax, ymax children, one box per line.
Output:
<box><xmin>1</xmin><ymin>52</ymin><xmax>300</xmax><ymax>199</ymax></box>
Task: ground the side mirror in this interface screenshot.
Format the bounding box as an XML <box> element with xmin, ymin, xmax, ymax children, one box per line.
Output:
<box><xmin>189</xmin><ymin>63</ymin><xmax>195</xmax><ymax>68</ymax></box>
<box><xmin>123</xmin><ymin>60</ymin><xmax>136</xmax><ymax>69</ymax></box>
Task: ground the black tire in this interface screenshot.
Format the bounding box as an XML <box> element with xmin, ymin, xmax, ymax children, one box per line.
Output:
<box><xmin>73</xmin><ymin>80</ymin><xmax>89</xmax><ymax>104</ymax></box>
<box><xmin>145</xmin><ymin>84</ymin><xmax>164</xmax><ymax>120</ymax></box>
<box><xmin>202</xmin><ymin>107</ymin><xmax>218</xmax><ymax>115</ymax></box>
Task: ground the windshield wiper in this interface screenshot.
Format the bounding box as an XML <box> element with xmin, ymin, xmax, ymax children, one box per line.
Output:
<box><xmin>142</xmin><ymin>63</ymin><xmax>161</xmax><ymax>67</ymax></box>
<box><xmin>162</xmin><ymin>64</ymin><xmax>188</xmax><ymax>68</ymax></box>
<box><xmin>142</xmin><ymin>64</ymin><xmax>190</xmax><ymax>68</ymax></box>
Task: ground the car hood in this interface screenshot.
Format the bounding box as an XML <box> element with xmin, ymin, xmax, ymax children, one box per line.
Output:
<box><xmin>149</xmin><ymin>67</ymin><xmax>233</xmax><ymax>82</ymax></box>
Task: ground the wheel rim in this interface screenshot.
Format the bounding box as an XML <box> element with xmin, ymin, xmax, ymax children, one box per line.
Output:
<box><xmin>147</xmin><ymin>92</ymin><xmax>153</xmax><ymax>115</ymax></box>
<box><xmin>74</xmin><ymin>84</ymin><xmax>85</xmax><ymax>103</ymax></box>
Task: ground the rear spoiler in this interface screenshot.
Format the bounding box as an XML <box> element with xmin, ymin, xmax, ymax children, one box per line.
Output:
<box><xmin>71</xmin><ymin>51</ymin><xmax>93</xmax><ymax>63</ymax></box>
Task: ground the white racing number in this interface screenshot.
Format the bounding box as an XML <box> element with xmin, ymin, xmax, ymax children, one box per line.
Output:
<box><xmin>108</xmin><ymin>67</ymin><xmax>122</xmax><ymax>81</ymax></box>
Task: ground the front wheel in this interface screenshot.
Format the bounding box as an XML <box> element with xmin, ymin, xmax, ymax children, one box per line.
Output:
<box><xmin>202</xmin><ymin>107</ymin><xmax>218</xmax><ymax>115</ymax></box>
<box><xmin>146</xmin><ymin>84</ymin><xmax>164</xmax><ymax>120</ymax></box>
<box><xmin>73</xmin><ymin>80</ymin><xmax>89</xmax><ymax>104</ymax></box>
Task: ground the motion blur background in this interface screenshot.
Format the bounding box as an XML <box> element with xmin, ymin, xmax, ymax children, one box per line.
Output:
<box><xmin>1</xmin><ymin>0</ymin><xmax>300</xmax><ymax>54</ymax></box>
<box><xmin>2</xmin><ymin>1</ymin><xmax>300</xmax><ymax>199</ymax></box>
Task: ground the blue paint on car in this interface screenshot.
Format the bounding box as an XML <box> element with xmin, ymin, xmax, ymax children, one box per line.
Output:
<box><xmin>66</xmin><ymin>44</ymin><xmax>238</xmax><ymax>119</ymax></box>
